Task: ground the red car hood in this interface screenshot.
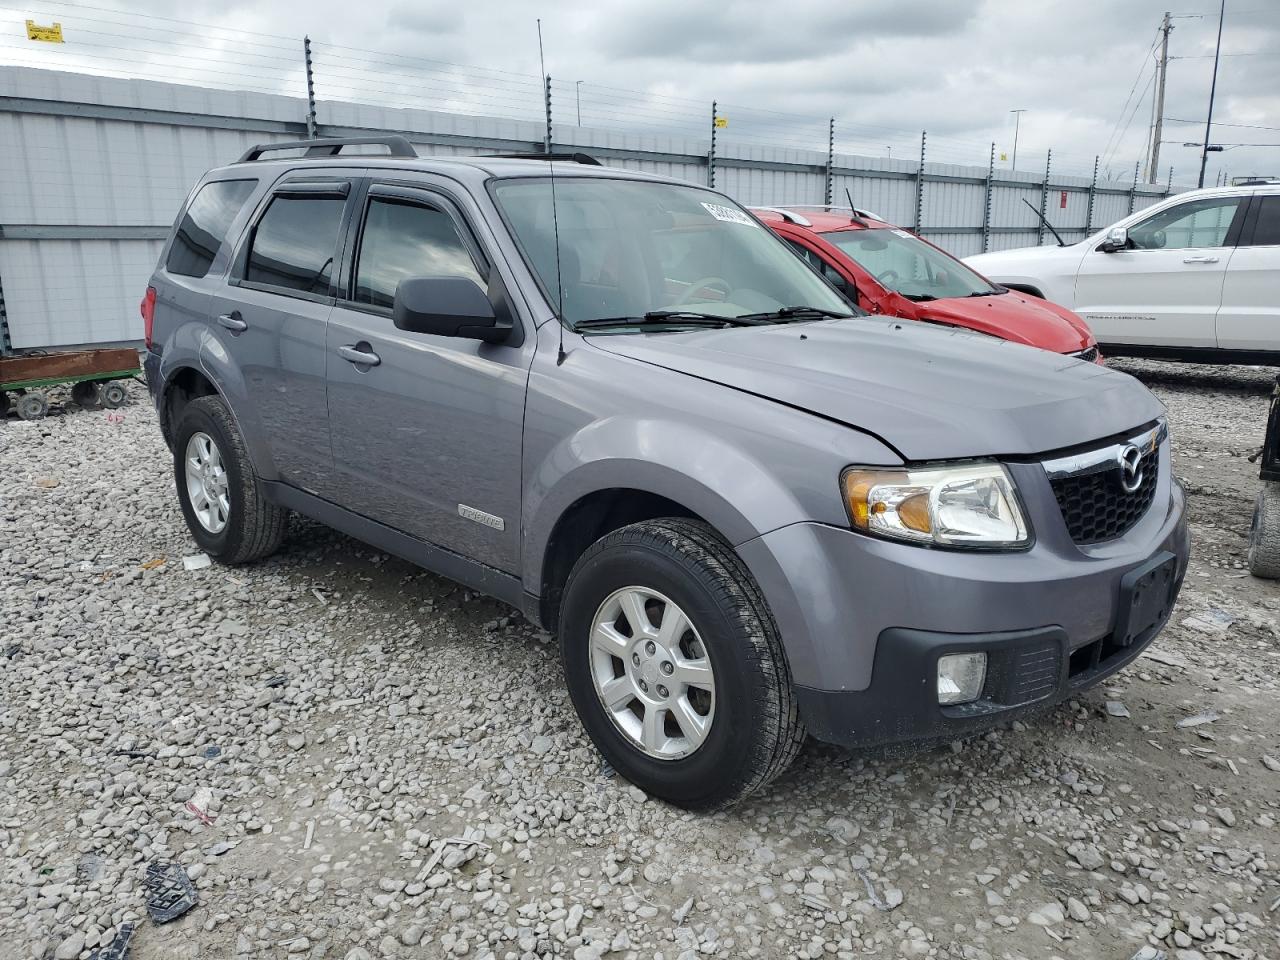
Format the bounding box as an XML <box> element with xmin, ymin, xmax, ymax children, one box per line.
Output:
<box><xmin>907</xmin><ymin>291</ymin><xmax>1092</xmax><ymax>354</ymax></box>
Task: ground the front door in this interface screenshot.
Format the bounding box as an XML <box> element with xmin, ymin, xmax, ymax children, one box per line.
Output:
<box><xmin>214</xmin><ymin>177</ymin><xmax>354</xmax><ymax>496</ymax></box>
<box><xmin>1073</xmin><ymin>194</ymin><xmax>1247</xmax><ymax>348</ymax></box>
<box><xmin>325</xmin><ymin>181</ymin><xmax>532</xmax><ymax>573</ymax></box>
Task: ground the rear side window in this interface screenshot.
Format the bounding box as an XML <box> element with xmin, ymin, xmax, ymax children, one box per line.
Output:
<box><xmin>354</xmin><ymin>198</ymin><xmax>484</xmax><ymax>309</ymax></box>
<box><xmin>1249</xmin><ymin>196</ymin><xmax>1280</xmax><ymax>246</ymax></box>
<box><xmin>166</xmin><ymin>179</ymin><xmax>256</xmax><ymax>278</ymax></box>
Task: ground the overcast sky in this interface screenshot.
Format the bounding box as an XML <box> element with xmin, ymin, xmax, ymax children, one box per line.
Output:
<box><xmin>4</xmin><ymin>0</ymin><xmax>1279</xmax><ymax>187</ymax></box>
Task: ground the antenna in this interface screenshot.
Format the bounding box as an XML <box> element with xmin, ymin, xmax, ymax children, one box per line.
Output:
<box><xmin>843</xmin><ymin>187</ymin><xmax>869</xmax><ymax>227</ymax></box>
<box><xmin>537</xmin><ymin>19</ymin><xmax>568</xmax><ymax>365</ymax></box>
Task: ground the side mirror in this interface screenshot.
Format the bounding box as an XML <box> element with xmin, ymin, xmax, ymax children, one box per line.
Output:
<box><xmin>392</xmin><ymin>276</ymin><xmax>509</xmax><ymax>343</ymax></box>
<box><xmin>1100</xmin><ymin>226</ymin><xmax>1129</xmax><ymax>253</ymax></box>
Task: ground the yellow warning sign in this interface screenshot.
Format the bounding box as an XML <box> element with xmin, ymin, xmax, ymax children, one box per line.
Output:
<box><xmin>26</xmin><ymin>20</ymin><xmax>65</xmax><ymax>42</ymax></box>
<box><xmin>999</xmin><ymin>152</ymin><xmax>1008</xmax><ymax>161</ymax></box>
<box><xmin>713</xmin><ymin>116</ymin><xmax>728</xmax><ymax>129</ymax></box>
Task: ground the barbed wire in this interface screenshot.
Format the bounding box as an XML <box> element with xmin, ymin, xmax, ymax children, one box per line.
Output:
<box><xmin>0</xmin><ymin>3</ymin><xmax>1185</xmax><ymax>186</ymax></box>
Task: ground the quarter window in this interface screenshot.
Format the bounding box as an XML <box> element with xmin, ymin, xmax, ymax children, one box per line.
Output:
<box><xmin>1248</xmin><ymin>196</ymin><xmax>1280</xmax><ymax>246</ymax></box>
<box><xmin>245</xmin><ymin>195</ymin><xmax>345</xmax><ymax>295</ymax></box>
<box><xmin>354</xmin><ymin>198</ymin><xmax>484</xmax><ymax>309</ymax></box>
<box><xmin>1128</xmin><ymin>196</ymin><xmax>1242</xmax><ymax>250</ymax></box>
<box><xmin>166</xmin><ymin>179</ymin><xmax>256</xmax><ymax>278</ymax></box>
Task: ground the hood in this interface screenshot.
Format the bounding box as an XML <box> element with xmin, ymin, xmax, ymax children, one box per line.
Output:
<box><xmin>910</xmin><ymin>291</ymin><xmax>1092</xmax><ymax>353</ymax></box>
<box><xmin>964</xmin><ymin>242</ymin><xmax>1087</xmax><ymax>273</ymax></box>
<box><xmin>587</xmin><ymin>317</ymin><xmax>1163</xmax><ymax>461</ymax></box>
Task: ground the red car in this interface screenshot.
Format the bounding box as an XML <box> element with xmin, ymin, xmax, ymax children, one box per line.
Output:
<box><xmin>752</xmin><ymin>206</ymin><xmax>1102</xmax><ymax>362</ymax></box>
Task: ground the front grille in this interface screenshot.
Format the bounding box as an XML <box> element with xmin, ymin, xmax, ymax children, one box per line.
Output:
<box><xmin>1071</xmin><ymin>346</ymin><xmax>1099</xmax><ymax>363</ymax></box>
<box><xmin>1050</xmin><ymin>452</ymin><xmax>1159</xmax><ymax>544</ymax></box>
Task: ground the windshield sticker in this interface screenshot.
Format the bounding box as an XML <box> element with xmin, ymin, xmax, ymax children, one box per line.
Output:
<box><xmin>891</xmin><ymin>229</ymin><xmax>914</xmax><ymax>239</ymax></box>
<box><xmin>701</xmin><ymin>201</ymin><xmax>758</xmax><ymax>227</ymax></box>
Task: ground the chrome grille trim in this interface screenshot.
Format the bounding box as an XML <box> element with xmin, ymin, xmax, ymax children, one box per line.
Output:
<box><xmin>1042</xmin><ymin>420</ymin><xmax>1166</xmax><ymax>481</ymax></box>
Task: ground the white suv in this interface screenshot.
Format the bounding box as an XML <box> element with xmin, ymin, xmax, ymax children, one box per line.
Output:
<box><xmin>965</xmin><ymin>185</ymin><xmax>1280</xmax><ymax>363</ymax></box>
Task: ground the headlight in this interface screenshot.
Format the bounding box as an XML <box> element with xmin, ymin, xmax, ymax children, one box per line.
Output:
<box><xmin>841</xmin><ymin>462</ymin><xmax>1030</xmax><ymax>549</ymax></box>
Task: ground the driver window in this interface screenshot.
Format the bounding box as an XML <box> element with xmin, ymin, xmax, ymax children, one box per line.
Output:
<box><xmin>354</xmin><ymin>197</ymin><xmax>484</xmax><ymax>309</ymax></box>
<box><xmin>1127</xmin><ymin>196</ymin><xmax>1242</xmax><ymax>250</ymax></box>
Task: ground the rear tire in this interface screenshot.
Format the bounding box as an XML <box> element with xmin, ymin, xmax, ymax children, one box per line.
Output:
<box><xmin>100</xmin><ymin>381</ymin><xmax>128</xmax><ymax>409</ymax></box>
<box><xmin>173</xmin><ymin>394</ymin><xmax>287</xmax><ymax>564</ymax></box>
<box><xmin>16</xmin><ymin>391</ymin><xmax>49</xmax><ymax>420</ymax></box>
<box><xmin>71</xmin><ymin>381</ymin><xmax>101</xmax><ymax>408</ymax></box>
<box><xmin>1248</xmin><ymin>484</ymin><xmax>1280</xmax><ymax>579</ymax></box>
<box><xmin>560</xmin><ymin>518</ymin><xmax>804</xmax><ymax>809</ymax></box>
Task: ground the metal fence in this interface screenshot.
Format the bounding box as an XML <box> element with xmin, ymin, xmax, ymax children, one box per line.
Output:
<box><xmin>0</xmin><ymin>53</ymin><xmax>1173</xmax><ymax>350</ymax></box>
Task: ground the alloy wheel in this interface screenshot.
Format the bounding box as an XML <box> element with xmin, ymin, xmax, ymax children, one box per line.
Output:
<box><xmin>184</xmin><ymin>431</ymin><xmax>231</xmax><ymax>534</ymax></box>
<box><xmin>589</xmin><ymin>586</ymin><xmax>716</xmax><ymax>760</ymax></box>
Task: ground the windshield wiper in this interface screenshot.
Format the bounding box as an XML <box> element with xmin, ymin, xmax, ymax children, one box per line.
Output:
<box><xmin>901</xmin><ymin>294</ymin><xmax>939</xmax><ymax>302</ymax></box>
<box><xmin>573</xmin><ymin>311</ymin><xmax>762</xmax><ymax>331</ymax></box>
<box><xmin>734</xmin><ymin>305</ymin><xmax>855</xmax><ymax>323</ymax></box>
<box><xmin>1020</xmin><ymin>198</ymin><xmax>1067</xmax><ymax>247</ymax></box>
<box><xmin>964</xmin><ymin>289</ymin><xmax>1009</xmax><ymax>297</ymax></box>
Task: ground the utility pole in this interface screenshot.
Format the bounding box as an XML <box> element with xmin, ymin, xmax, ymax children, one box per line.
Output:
<box><xmin>303</xmin><ymin>35</ymin><xmax>318</xmax><ymax>140</ymax></box>
<box><xmin>1010</xmin><ymin>109</ymin><xmax>1026</xmax><ymax>171</ymax></box>
<box><xmin>1199</xmin><ymin>0</ymin><xmax>1225</xmax><ymax>188</ymax></box>
<box><xmin>1148</xmin><ymin>12</ymin><xmax>1172</xmax><ymax>183</ymax></box>
<box><xmin>575</xmin><ymin>80</ymin><xmax>582</xmax><ymax>127</ymax></box>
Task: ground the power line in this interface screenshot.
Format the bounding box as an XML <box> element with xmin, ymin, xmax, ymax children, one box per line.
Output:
<box><xmin>9</xmin><ymin>0</ymin><xmax>303</xmax><ymax>44</ymax></box>
<box><xmin>1100</xmin><ymin>29</ymin><xmax>1162</xmax><ymax>166</ymax></box>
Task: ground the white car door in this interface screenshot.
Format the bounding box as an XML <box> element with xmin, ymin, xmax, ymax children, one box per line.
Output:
<box><xmin>1073</xmin><ymin>194</ymin><xmax>1248</xmax><ymax>349</ymax></box>
<box><xmin>1216</xmin><ymin>193</ymin><xmax>1280</xmax><ymax>353</ymax></box>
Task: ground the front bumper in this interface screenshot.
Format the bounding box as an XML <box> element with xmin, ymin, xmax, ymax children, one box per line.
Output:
<box><xmin>796</xmin><ymin>555</ymin><xmax>1178</xmax><ymax>747</ymax></box>
<box><xmin>736</xmin><ymin>455</ymin><xmax>1189</xmax><ymax>749</ymax></box>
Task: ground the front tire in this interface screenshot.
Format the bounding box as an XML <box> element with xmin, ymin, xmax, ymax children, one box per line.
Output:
<box><xmin>1249</xmin><ymin>484</ymin><xmax>1280</xmax><ymax>579</ymax></box>
<box><xmin>560</xmin><ymin>518</ymin><xmax>804</xmax><ymax>809</ymax></box>
<box><xmin>173</xmin><ymin>395</ymin><xmax>287</xmax><ymax>564</ymax></box>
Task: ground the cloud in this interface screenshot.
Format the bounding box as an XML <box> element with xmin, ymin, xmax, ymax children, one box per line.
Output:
<box><xmin>8</xmin><ymin>0</ymin><xmax>1278</xmax><ymax>185</ymax></box>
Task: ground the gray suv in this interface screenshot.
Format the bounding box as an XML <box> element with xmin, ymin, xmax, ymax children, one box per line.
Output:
<box><xmin>143</xmin><ymin>137</ymin><xmax>1189</xmax><ymax>809</ymax></box>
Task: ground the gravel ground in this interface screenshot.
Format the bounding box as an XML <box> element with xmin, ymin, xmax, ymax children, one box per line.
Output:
<box><xmin>2</xmin><ymin>362</ymin><xmax>1279</xmax><ymax>960</ymax></box>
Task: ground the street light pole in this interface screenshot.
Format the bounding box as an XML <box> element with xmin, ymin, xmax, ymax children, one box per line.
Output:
<box><xmin>575</xmin><ymin>80</ymin><xmax>583</xmax><ymax>127</ymax></box>
<box><xmin>1010</xmin><ymin>109</ymin><xmax>1027</xmax><ymax>171</ymax></box>
<box><xmin>1198</xmin><ymin>0</ymin><xmax>1225</xmax><ymax>188</ymax></box>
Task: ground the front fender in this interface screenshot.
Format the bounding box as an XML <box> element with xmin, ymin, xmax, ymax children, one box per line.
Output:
<box><xmin>523</xmin><ymin>416</ymin><xmax>793</xmax><ymax>579</ymax></box>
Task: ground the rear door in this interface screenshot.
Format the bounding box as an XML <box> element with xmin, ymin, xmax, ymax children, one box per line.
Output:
<box><xmin>1072</xmin><ymin>194</ymin><xmax>1248</xmax><ymax>348</ymax></box>
<box><xmin>1215</xmin><ymin>192</ymin><xmax>1280</xmax><ymax>351</ymax></box>
<box><xmin>325</xmin><ymin>177</ymin><xmax>532</xmax><ymax>573</ymax></box>
<box><xmin>213</xmin><ymin>174</ymin><xmax>356</xmax><ymax>497</ymax></box>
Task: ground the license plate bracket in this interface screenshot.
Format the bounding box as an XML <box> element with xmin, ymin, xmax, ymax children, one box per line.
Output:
<box><xmin>1114</xmin><ymin>551</ymin><xmax>1178</xmax><ymax>647</ymax></box>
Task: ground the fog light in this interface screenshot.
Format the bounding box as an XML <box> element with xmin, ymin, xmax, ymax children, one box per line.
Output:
<box><xmin>937</xmin><ymin>652</ymin><xmax>987</xmax><ymax>705</ymax></box>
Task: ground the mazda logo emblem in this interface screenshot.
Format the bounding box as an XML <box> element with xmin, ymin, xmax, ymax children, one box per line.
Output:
<box><xmin>1117</xmin><ymin>444</ymin><xmax>1144</xmax><ymax>493</ymax></box>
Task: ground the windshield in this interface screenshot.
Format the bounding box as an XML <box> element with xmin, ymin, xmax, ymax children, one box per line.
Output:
<box><xmin>490</xmin><ymin>177</ymin><xmax>853</xmax><ymax>327</ymax></box>
<box><xmin>824</xmin><ymin>227</ymin><xmax>999</xmax><ymax>300</ymax></box>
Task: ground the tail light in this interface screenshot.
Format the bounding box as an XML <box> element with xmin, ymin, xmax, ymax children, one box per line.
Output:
<box><xmin>141</xmin><ymin>286</ymin><xmax>157</xmax><ymax>349</ymax></box>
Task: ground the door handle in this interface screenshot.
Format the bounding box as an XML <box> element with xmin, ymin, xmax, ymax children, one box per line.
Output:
<box><xmin>1182</xmin><ymin>256</ymin><xmax>1219</xmax><ymax>264</ymax></box>
<box><xmin>338</xmin><ymin>344</ymin><xmax>381</xmax><ymax>367</ymax></box>
<box><xmin>216</xmin><ymin>312</ymin><xmax>248</xmax><ymax>332</ymax></box>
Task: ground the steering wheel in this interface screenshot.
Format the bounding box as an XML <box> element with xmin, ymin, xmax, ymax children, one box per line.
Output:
<box><xmin>876</xmin><ymin>269</ymin><xmax>900</xmax><ymax>286</ymax></box>
<box><xmin>676</xmin><ymin>276</ymin><xmax>732</xmax><ymax>305</ymax></box>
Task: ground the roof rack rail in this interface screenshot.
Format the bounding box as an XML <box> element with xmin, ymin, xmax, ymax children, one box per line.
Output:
<box><xmin>491</xmin><ymin>152</ymin><xmax>602</xmax><ymax>166</ymax></box>
<box><xmin>237</xmin><ymin>136</ymin><xmax>418</xmax><ymax>163</ymax></box>
<box><xmin>750</xmin><ymin>206</ymin><xmax>813</xmax><ymax>227</ymax></box>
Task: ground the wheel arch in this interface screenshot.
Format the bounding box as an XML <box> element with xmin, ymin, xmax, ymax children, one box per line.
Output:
<box><xmin>159</xmin><ymin>365</ymin><xmax>221</xmax><ymax>446</ymax></box>
<box><xmin>537</xmin><ymin>487</ymin><xmax>713</xmax><ymax>632</ymax></box>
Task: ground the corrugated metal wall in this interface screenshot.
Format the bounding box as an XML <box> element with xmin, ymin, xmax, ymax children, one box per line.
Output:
<box><xmin>0</xmin><ymin>64</ymin><xmax>1172</xmax><ymax>350</ymax></box>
